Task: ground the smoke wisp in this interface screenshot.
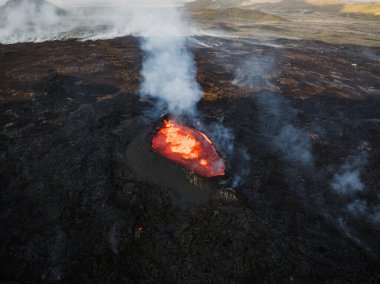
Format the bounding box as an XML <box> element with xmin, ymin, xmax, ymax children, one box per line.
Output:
<box><xmin>330</xmin><ymin>143</ymin><xmax>368</xmax><ymax>196</ymax></box>
<box><xmin>232</xmin><ymin>51</ymin><xmax>379</xmax><ymax>253</ymax></box>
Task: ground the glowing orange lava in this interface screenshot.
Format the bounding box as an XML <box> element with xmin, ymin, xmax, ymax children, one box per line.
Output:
<box><xmin>152</xmin><ymin>120</ymin><xmax>225</xmax><ymax>177</ymax></box>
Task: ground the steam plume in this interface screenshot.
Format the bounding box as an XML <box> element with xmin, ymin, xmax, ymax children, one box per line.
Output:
<box><xmin>138</xmin><ymin>7</ymin><xmax>202</xmax><ymax>116</ymax></box>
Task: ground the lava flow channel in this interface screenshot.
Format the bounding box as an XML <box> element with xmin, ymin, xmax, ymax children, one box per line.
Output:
<box><xmin>152</xmin><ymin>120</ymin><xmax>225</xmax><ymax>177</ymax></box>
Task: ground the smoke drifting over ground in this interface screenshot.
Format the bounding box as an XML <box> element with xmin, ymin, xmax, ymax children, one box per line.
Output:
<box><xmin>331</xmin><ymin>146</ymin><xmax>368</xmax><ymax>196</ymax></box>
<box><xmin>0</xmin><ymin>1</ymin><xmax>206</xmax><ymax>120</ymax></box>
<box><xmin>198</xmin><ymin>119</ymin><xmax>251</xmax><ymax>186</ymax></box>
<box><xmin>232</xmin><ymin>51</ymin><xmax>379</xmax><ymax>253</ymax></box>
<box><xmin>332</xmin><ymin>146</ymin><xmax>380</xmax><ymax>231</ymax></box>
<box><xmin>0</xmin><ymin>1</ymin><xmax>202</xmax><ymax>118</ymax></box>
<box><xmin>0</xmin><ymin>0</ymin><xmax>194</xmax><ymax>44</ymax></box>
<box><xmin>0</xmin><ymin>0</ymin><xmax>68</xmax><ymax>43</ymax></box>
<box><xmin>274</xmin><ymin>124</ymin><xmax>314</xmax><ymax>167</ymax></box>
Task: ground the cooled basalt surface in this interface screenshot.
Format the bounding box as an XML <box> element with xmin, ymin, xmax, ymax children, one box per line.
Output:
<box><xmin>0</xmin><ymin>36</ymin><xmax>379</xmax><ymax>282</ymax></box>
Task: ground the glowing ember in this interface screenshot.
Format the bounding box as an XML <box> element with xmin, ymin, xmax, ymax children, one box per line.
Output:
<box><xmin>152</xmin><ymin>120</ymin><xmax>225</xmax><ymax>177</ymax></box>
<box><xmin>309</xmin><ymin>133</ymin><xmax>320</xmax><ymax>140</ymax></box>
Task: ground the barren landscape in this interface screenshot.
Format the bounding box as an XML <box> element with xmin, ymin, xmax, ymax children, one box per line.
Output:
<box><xmin>1</xmin><ymin>0</ymin><xmax>380</xmax><ymax>283</ymax></box>
<box><xmin>188</xmin><ymin>0</ymin><xmax>380</xmax><ymax>46</ymax></box>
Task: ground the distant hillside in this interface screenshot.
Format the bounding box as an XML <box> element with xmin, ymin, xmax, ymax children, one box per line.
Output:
<box><xmin>337</xmin><ymin>2</ymin><xmax>380</xmax><ymax>16</ymax></box>
<box><xmin>186</xmin><ymin>1</ymin><xmax>286</xmax><ymax>23</ymax></box>
<box><xmin>186</xmin><ymin>0</ymin><xmax>241</xmax><ymax>10</ymax></box>
<box><xmin>304</xmin><ymin>0</ymin><xmax>380</xmax><ymax>19</ymax></box>
<box><xmin>187</xmin><ymin>0</ymin><xmax>284</xmax><ymax>10</ymax></box>
<box><xmin>0</xmin><ymin>0</ymin><xmax>68</xmax><ymax>16</ymax></box>
<box><xmin>194</xmin><ymin>7</ymin><xmax>286</xmax><ymax>22</ymax></box>
<box><xmin>186</xmin><ymin>0</ymin><xmax>279</xmax><ymax>10</ymax></box>
<box><xmin>187</xmin><ymin>0</ymin><xmax>380</xmax><ymax>17</ymax></box>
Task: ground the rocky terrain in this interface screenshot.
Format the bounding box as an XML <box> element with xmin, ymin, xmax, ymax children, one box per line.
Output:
<box><xmin>0</xmin><ymin>35</ymin><xmax>379</xmax><ymax>282</ymax></box>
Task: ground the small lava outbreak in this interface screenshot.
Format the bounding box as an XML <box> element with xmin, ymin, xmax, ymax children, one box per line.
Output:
<box><xmin>152</xmin><ymin>119</ymin><xmax>225</xmax><ymax>177</ymax></box>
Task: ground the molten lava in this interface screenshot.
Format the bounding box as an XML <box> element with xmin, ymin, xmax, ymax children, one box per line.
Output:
<box><xmin>152</xmin><ymin>120</ymin><xmax>225</xmax><ymax>177</ymax></box>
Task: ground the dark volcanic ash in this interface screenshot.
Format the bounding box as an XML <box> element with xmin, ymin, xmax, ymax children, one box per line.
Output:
<box><xmin>232</xmin><ymin>49</ymin><xmax>380</xmax><ymax>254</ymax></box>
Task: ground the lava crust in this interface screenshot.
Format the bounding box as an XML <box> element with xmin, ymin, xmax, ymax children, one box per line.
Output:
<box><xmin>0</xmin><ymin>36</ymin><xmax>379</xmax><ymax>283</ymax></box>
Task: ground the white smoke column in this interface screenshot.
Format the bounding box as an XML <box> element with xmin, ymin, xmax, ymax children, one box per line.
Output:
<box><xmin>137</xmin><ymin>6</ymin><xmax>203</xmax><ymax>116</ymax></box>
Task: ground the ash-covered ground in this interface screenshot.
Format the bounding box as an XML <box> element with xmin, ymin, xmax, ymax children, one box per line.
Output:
<box><xmin>0</xmin><ymin>36</ymin><xmax>380</xmax><ymax>283</ymax></box>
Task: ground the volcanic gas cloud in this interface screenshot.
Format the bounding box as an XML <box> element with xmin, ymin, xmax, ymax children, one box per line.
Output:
<box><xmin>152</xmin><ymin>120</ymin><xmax>225</xmax><ymax>178</ymax></box>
